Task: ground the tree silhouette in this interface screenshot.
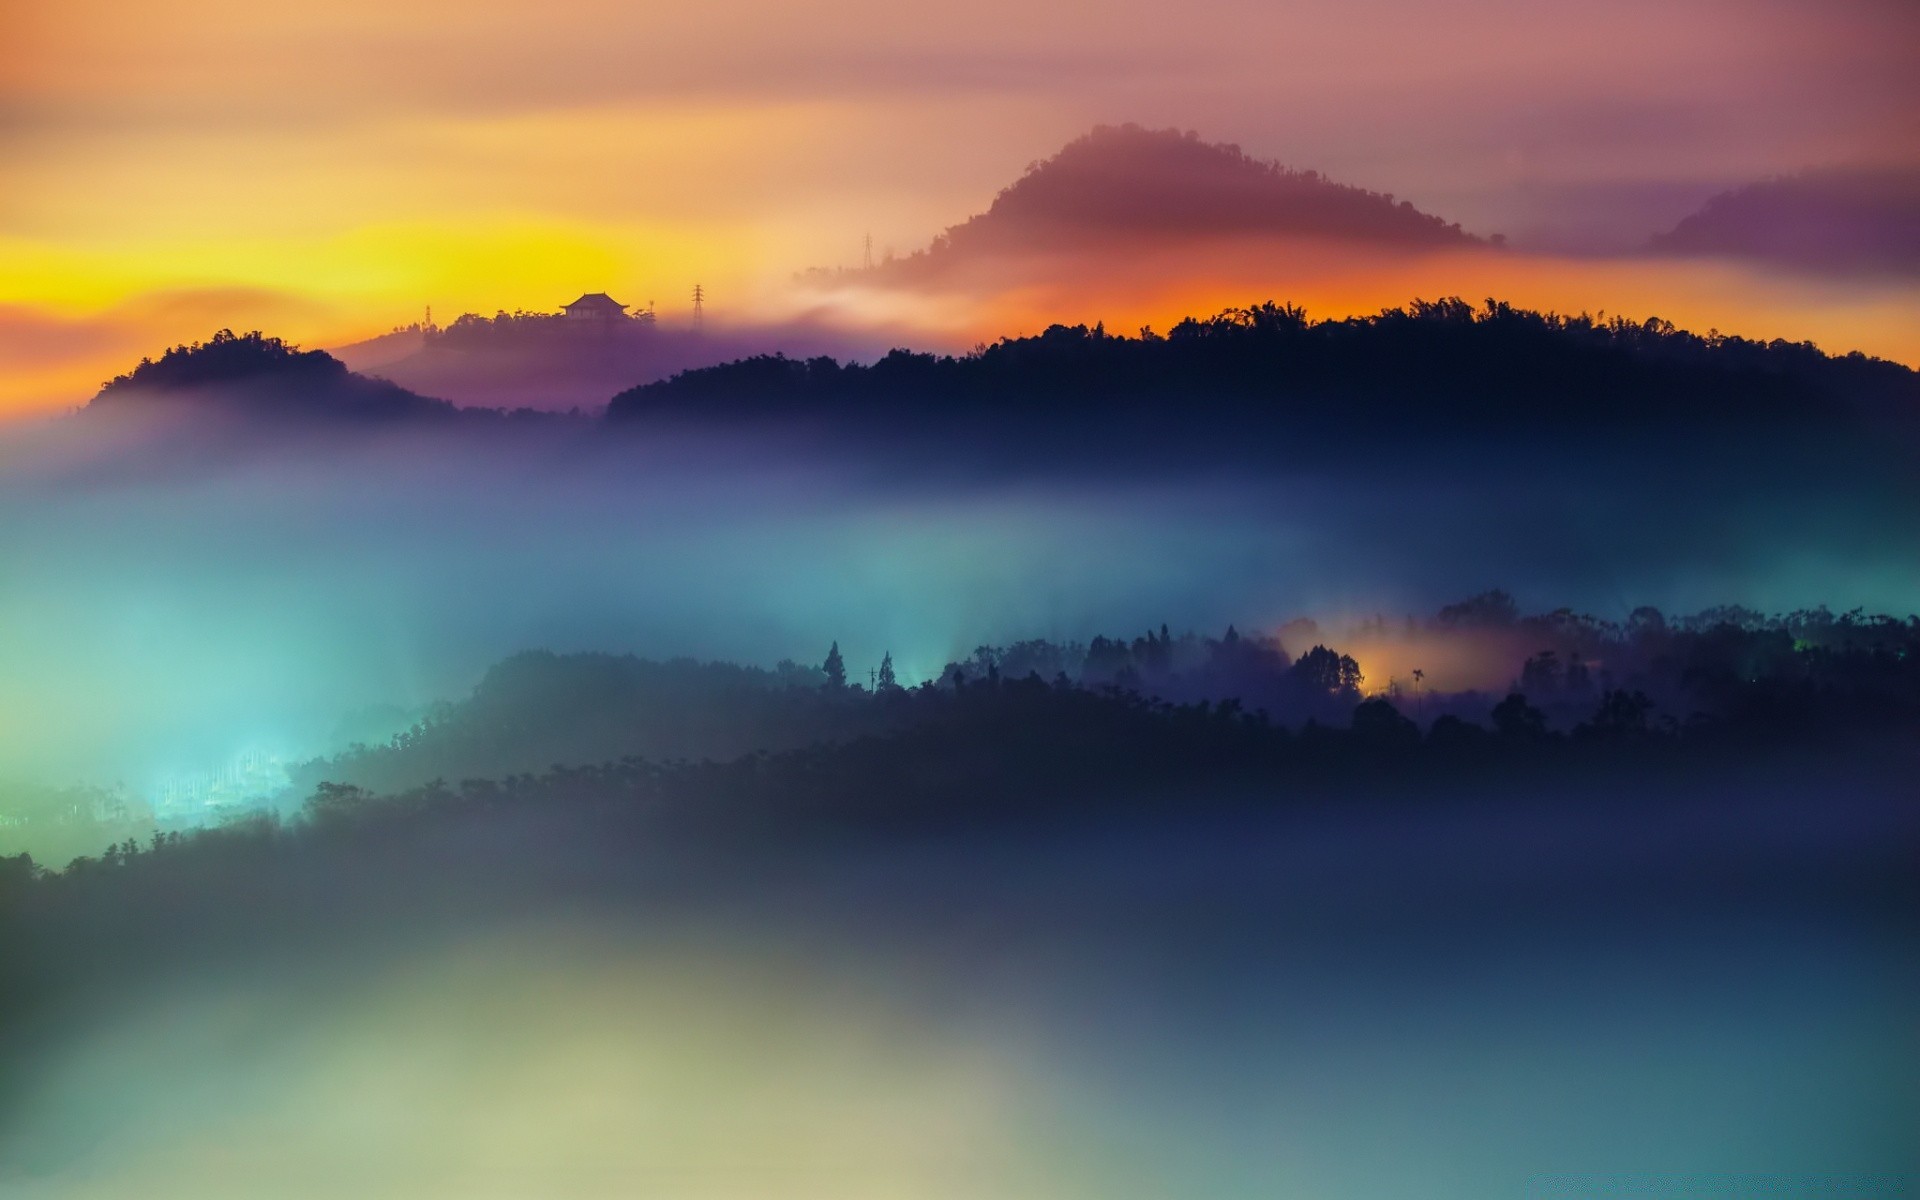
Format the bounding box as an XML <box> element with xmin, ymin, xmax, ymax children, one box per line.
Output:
<box><xmin>1580</xmin><ymin>690</ymin><xmax>1655</xmax><ymax>740</ymax></box>
<box><xmin>823</xmin><ymin>642</ymin><xmax>847</xmax><ymax>689</ymax></box>
<box><xmin>1351</xmin><ymin>698</ymin><xmax>1420</xmax><ymax>749</ymax></box>
<box><xmin>1438</xmin><ymin>590</ymin><xmax>1521</xmax><ymax>629</ymax></box>
<box><xmin>90</xmin><ymin>329</ymin><xmax>455</xmax><ymax>422</ymax></box>
<box><xmin>607</xmin><ymin>302</ymin><xmax>1917</xmax><ymax>461</ymax></box>
<box><xmin>1292</xmin><ymin>645</ymin><xmax>1362</xmax><ymax>693</ymax></box>
<box><xmin>1491</xmin><ymin>693</ymin><xmax>1548</xmax><ymax>739</ymax></box>
<box><xmin>1520</xmin><ymin>651</ymin><xmax>1562</xmax><ymax>695</ymax></box>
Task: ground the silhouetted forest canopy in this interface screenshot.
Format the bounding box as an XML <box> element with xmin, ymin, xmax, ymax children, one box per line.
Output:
<box><xmin>91</xmin><ymin>330</ymin><xmax>457</xmax><ymax>421</ymax></box>
<box><xmin>99</xmin><ymin>329</ymin><xmax>339</xmax><ymax>393</ymax></box>
<box><xmin>265</xmin><ymin>593</ymin><xmax>1920</xmax><ymax>805</ymax></box>
<box><xmin>1651</xmin><ymin>166</ymin><xmax>1920</xmax><ymax>278</ymax></box>
<box><xmin>4</xmin><ymin>592</ymin><xmax>1917</xmax><ymax>1086</ymax></box>
<box><xmin>3</xmin><ymin>595</ymin><xmax>1915</xmax><ymax>904</ymax></box>
<box><xmin>9</xmin><ymin>594</ymin><xmax>1913</xmax><ymax>882</ymax></box>
<box><xmin>816</xmin><ymin>124</ymin><xmax>1489</xmax><ymax>282</ymax></box>
<box><xmin>426</xmin><ymin>307</ymin><xmax>657</xmax><ymax>353</ymax></box>
<box><xmin>610</xmin><ymin>298</ymin><xmax>1918</xmax><ymax>442</ymax></box>
<box><xmin>87</xmin><ymin>330</ymin><xmax>573</xmax><ymax>425</ymax></box>
<box><xmin>82</xmin><ymin>299</ymin><xmax>1919</xmax><ymax>446</ymax></box>
<box><xmin>0</xmin><ymin>781</ymin><xmax>152</xmax><ymax>880</ymax></box>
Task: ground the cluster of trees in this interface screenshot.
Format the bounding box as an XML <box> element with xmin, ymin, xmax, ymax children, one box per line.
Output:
<box><xmin>9</xmin><ymin>594</ymin><xmax>1913</xmax><ymax>873</ymax></box>
<box><xmin>425</xmin><ymin>308</ymin><xmax>656</xmax><ymax>353</ymax></box>
<box><xmin>84</xmin><ymin>330</ymin><xmax>594</xmax><ymax>429</ymax></box>
<box><xmin>278</xmin><ymin>593</ymin><xmax>1920</xmax><ymax>807</ymax></box>
<box><xmin>13</xmin><ymin>631</ymin><xmax>1918</xmax><ymax>902</ymax></box>
<box><xmin>942</xmin><ymin>625</ymin><xmax>1359</xmax><ymax>722</ymax></box>
<box><xmin>608</xmin><ymin>299</ymin><xmax>1918</xmax><ymax>441</ymax></box>
<box><xmin>0</xmin><ymin>782</ymin><xmax>154</xmax><ymax>875</ymax></box>
<box><xmin>1422</xmin><ymin>591</ymin><xmax>1920</xmax><ymax>727</ymax></box>
<box><xmin>97</xmin><ymin>329</ymin><xmax>340</xmax><ymax>394</ymax></box>
<box><xmin>288</xmin><ymin>629</ymin><xmax>1368</xmax><ymax>799</ymax></box>
<box><xmin>4</xmin><ymin>601</ymin><xmax>1915</xmax><ymax>1051</ymax></box>
<box><xmin>84</xmin><ymin>299</ymin><xmax>1917</xmax><ymax>453</ymax></box>
<box><xmin>91</xmin><ymin>329</ymin><xmax>455</xmax><ymax>422</ymax></box>
<box><xmin>950</xmin><ymin>592</ymin><xmax>1920</xmax><ymax>733</ymax></box>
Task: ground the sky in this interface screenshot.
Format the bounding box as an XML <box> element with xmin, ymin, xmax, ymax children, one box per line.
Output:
<box><xmin>2</xmin><ymin>0</ymin><xmax>1918</xmax><ymax>414</ymax></box>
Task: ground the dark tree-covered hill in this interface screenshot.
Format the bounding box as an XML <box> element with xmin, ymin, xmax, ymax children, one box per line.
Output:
<box><xmin>609</xmin><ymin>298</ymin><xmax>1919</xmax><ymax>445</ymax></box>
<box><xmin>89</xmin><ymin>329</ymin><xmax>458</xmax><ymax>423</ymax></box>
<box><xmin>290</xmin><ymin>599</ymin><xmax>1920</xmax><ymax>800</ymax></box>
<box><xmin>288</xmin><ymin>652</ymin><xmax>871</xmax><ymax>796</ymax></box>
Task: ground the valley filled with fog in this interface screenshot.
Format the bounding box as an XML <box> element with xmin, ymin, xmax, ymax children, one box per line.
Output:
<box><xmin>4</xmin><ymin>741</ymin><xmax>1914</xmax><ymax>1197</ymax></box>
<box><xmin>2</xmin><ymin>387</ymin><xmax>1915</xmax><ymax>794</ymax></box>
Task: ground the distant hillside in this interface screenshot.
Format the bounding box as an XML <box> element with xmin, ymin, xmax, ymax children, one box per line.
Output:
<box><xmin>90</xmin><ymin>330</ymin><xmax>456</xmax><ymax>422</ymax></box>
<box><xmin>845</xmin><ymin>125</ymin><xmax>1488</xmax><ymax>279</ymax></box>
<box><xmin>337</xmin><ymin>310</ymin><xmax>887</xmax><ymax>412</ymax></box>
<box><xmin>1650</xmin><ymin>167</ymin><xmax>1920</xmax><ymax>278</ymax></box>
<box><xmin>357</xmin><ymin>310</ymin><xmax>694</xmax><ymax>411</ymax></box>
<box><xmin>609</xmin><ymin>298</ymin><xmax>1918</xmax><ymax>443</ymax></box>
<box><xmin>289</xmin><ymin>599</ymin><xmax>1920</xmax><ymax>805</ymax></box>
<box><xmin>329</xmin><ymin>325</ymin><xmax>428</xmax><ymax>374</ymax></box>
<box><xmin>291</xmin><ymin>652</ymin><xmax>852</xmax><ymax>795</ymax></box>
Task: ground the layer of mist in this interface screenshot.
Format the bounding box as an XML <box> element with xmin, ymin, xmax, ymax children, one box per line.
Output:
<box><xmin>3</xmin><ymin>399</ymin><xmax>1915</xmax><ymax>793</ymax></box>
<box><xmin>4</xmin><ymin>745</ymin><xmax>1914</xmax><ymax>1197</ymax></box>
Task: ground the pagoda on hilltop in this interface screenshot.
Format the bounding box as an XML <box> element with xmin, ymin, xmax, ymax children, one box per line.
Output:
<box><xmin>562</xmin><ymin>292</ymin><xmax>628</xmax><ymax>322</ymax></box>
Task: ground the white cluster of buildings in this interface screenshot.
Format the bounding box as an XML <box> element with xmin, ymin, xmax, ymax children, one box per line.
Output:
<box><xmin>152</xmin><ymin>748</ymin><xmax>291</xmax><ymax>824</ymax></box>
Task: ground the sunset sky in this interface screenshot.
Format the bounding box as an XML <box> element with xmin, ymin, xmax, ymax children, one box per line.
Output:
<box><xmin>3</xmin><ymin>0</ymin><xmax>1916</xmax><ymax>414</ymax></box>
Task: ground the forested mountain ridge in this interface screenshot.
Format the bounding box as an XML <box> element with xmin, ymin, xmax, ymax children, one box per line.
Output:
<box><xmin>289</xmin><ymin>598</ymin><xmax>1920</xmax><ymax>799</ymax></box>
<box><xmin>611</xmin><ymin>298</ymin><xmax>1919</xmax><ymax>440</ymax></box>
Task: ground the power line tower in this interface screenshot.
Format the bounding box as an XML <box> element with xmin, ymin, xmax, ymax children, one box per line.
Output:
<box><xmin>863</xmin><ymin>232</ymin><xmax>873</xmax><ymax>271</ymax></box>
<box><xmin>691</xmin><ymin>283</ymin><xmax>704</xmax><ymax>329</ymax></box>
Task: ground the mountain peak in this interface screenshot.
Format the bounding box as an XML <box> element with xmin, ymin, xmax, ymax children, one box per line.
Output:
<box><xmin>912</xmin><ymin>124</ymin><xmax>1488</xmax><ymax>263</ymax></box>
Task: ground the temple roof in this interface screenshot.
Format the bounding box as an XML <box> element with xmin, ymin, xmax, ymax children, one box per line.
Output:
<box><xmin>563</xmin><ymin>293</ymin><xmax>626</xmax><ymax>313</ymax></box>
